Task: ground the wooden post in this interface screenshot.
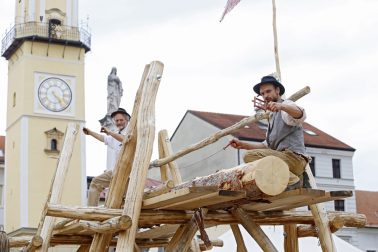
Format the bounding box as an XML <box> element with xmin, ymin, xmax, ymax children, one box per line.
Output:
<box><xmin>284</xmin><ymin>224</ymin><xmax>298</xmax><ymax>252</ymax></box>
<box><xmin>158</xmin><ymin>130</ymin><xmax>170</xmax><ymax>182</ymax></box>
<box><xmin>150</xmin><ymin>86</ymin><xmax>310</xmax><ymax>168</ymax></box>
<box><xmin>306</xmin><ymin>164</ymin><xmax>337</xmax><ymax>252</ymax></box>
<box><xmin>232</xmin><ymin>208</ymin><xmax>278</xmax><ymax>252</ymax></box>
<box><xmin>165</xmin><ymin>209</ymin><xmax>208</xmax><ymax>252</ymax></box>
<box><xmin>158</xmin><ymin>129</ymin><xmax>183</xmax><ymax>185</ymax></box>
<box><xmin>88</xmin><ymin>63</ymin><xmax>151</xmax><ymax>250</ymax></box>
<box><xmin>272</xmin><ymin>0</ymin><xmax>281</xmax><ymax>80</ymax></box>
<box><xmin>115</xmin><ymin>61</ymin><xmax>164</xmax><ymax>251</ymax></box>
<box><xmin>230</xmin><ymin>224</ymin><xmax>248</xmax><ymax>252</ymax></box>
<box><xmin>32</xmin><ymin>123</ymin><xmax>79</xmax><ymax>252</ymax></box>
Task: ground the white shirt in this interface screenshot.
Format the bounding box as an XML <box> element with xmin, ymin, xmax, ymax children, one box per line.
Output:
<box><xmin>104</xmin><ymin>126</ymin><xmax>127</xmax><ymax>171</ymax></box>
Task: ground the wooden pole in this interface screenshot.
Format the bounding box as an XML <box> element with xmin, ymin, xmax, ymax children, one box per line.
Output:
<box><xmin>33</xmin><ymin>123</ymin><xmax>79</xmax><ymax>252</ymax></box>
<box><xmin>144</xmin><ymin>180</ymin><xmax>175</xmax><ymax>199</ymax></box>
<box><xmin>150</xmin><ymin>86</ymin><xmax>310</xmax><ymax>168</ymax></box>
<box><xmin>159</xmin><ymin>129</ymin><xmax>183</xmax><ymax>185</ymax></box>
<box><xmin>158</xmin><ymin>130</ymin><xmax>170</xmax><ymax>182</ymax></box>
<box><xmin>306</xmin><ymin>164</ymin><xmax>337</xmax><ymax>252</ymax></box>
<box><xmin>88</xmin><ymin>63</ymin><xmax>151</xmax><ymax>250</ymax></box>
<box><xmin>272</xmin><ymin>0</ymin><xmax>281</xmax><ymax>80</ymax></box>
<box><xmin>284</xmin><ymin>224</ymin><xmax>298</xmax><ymax>252</ymax></box>
<box><xmin>232</xmin><ymin>208</ymin><xmax>278</xmax><ymax>252</ymax></box>
<box><xmin>230</xmin><ymin>224</ymin><xmax>248</xmax><ymax>252</ymax></box>
<box><xmin>115</xmin><ymin>61</ymin><xmax>164</xmax><ymax>251</ymax></box>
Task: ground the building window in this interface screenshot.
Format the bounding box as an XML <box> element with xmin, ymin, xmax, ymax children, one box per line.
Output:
<box><xmin>334</xmin><ymin>200</ymin><xmax>345</xmax><ymax>211</ymax></box>
<box><xmin>332</xmin><ymin>159</ymin><xmax>341</xmax><ymax>178</ymax></box>
<box><xmin>309</xmin><ymin>156</ymin><xmax>315</xmax><ymax>176</ymax></box>
<box><xmin>13</xmin><ymin>92</ymin><xmax>16</xmax><ymax>107</ymax></box>
<box><xmin>51</xmin><ymin>139</ymin><xmax>58</xmax><ymax>151</ymax></box>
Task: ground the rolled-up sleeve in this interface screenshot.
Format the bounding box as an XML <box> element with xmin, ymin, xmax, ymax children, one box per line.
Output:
<box><xmin>281</xmin><ymin>100</ymin><xmax>306</xmax><ymax>126</ymax></box>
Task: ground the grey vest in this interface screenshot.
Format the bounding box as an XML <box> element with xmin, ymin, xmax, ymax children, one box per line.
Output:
<box><xmin>266</xmin><ymin>101</ymin><xmax>307</xmax><ymax>156</ymax></box>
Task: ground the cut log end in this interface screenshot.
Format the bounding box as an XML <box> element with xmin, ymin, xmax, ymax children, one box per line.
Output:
<box><xmin>250</xmin><ymin>156</ymin><xmax>289</xmax><ymax>196</ymax></box>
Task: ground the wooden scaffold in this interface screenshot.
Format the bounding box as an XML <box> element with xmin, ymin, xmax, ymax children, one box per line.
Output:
<box><xmin>3</xmin><ymin>61</ymin><xmax>366</xmax><ymax>252</ymax></box>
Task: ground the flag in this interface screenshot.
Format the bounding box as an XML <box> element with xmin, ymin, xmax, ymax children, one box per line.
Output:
<box><xmin>219</xmin><ymin>0</ymin><xmax>241</xmax><ymax>22</ymax></box>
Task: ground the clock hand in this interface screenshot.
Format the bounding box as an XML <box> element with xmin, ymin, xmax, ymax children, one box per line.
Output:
<box><xmin>52</xmin><ymin>91</ymin><xmax>66</xmax><ymax>106</ymax></box>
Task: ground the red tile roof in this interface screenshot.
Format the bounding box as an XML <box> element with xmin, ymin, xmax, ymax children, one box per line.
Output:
<box><xmin>0</xmin><ymin>135</ymin><xmax>5</xmax><ymax>164</ymax></box>
<box><xmin>355</xmin><ymin>190</ymin><xmax>378</xmax><ymax>226</ymax></box>
<box><xmin>186</xmin><ymin>110</ymin><xmax>355</xmax><ymax>151</ymax></box>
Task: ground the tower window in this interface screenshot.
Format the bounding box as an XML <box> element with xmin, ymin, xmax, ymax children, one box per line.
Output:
<box><xmin>332</xmin><ymin>159</ymin><xmax>341</xmax><ymax>178</ymax></box>
<box><xmin>309</xmin><ymin>156</ymin><xmax>315</xmax><ymax>176</ymax></box>
<box><xmin>51</xmin><ymin>139</ymin><xmax>58</xmax><ymax>151</ymax></box>
<box><xmin>334</xmin><ymin>200</ymin><xmax>345</xmax><ymax>211</ymax></box>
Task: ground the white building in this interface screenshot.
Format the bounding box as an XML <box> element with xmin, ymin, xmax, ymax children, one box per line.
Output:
<box><xmin>165</xmin><ymin>110</ymin><xmax>375</xmax><ymax>251</ymax></box>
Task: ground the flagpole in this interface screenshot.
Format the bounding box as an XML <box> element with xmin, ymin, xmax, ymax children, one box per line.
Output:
<box><xmin>272</xmin><ymin>0</ymin><xmax>281</xmax><ymax>81</ymax></box>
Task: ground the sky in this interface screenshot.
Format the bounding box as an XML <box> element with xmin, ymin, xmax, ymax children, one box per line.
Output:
<box><xmin>1</xmin><ymin>0</ymin><xmax>377</xmax><ymax>191</ymax></box>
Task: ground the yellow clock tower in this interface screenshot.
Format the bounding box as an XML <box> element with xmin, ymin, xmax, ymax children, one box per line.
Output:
<box><xmin>2</xmin><ymin>0</ymin><xmax>91</xmax><ymax>233</ymax></box>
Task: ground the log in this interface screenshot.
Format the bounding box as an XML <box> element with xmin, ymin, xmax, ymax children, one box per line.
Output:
<box><xmin>116</xmin><ymin>61</ymin><xmax>164</xmax><ymax>251</ymax></box>
<box><xmin>198</xmin><ymin>239</ymin><xmax>223</xmax><ymax>251</ymax></box>
<box><xmin>230</xmin><ymin>224</ymin><xmax>248</xmax><ymax>252</ymax></box>
<box><xmin>9</xmin><ymin>236</ymin><xmax>43</xmax><ymax>248</ymax></box>
<box><xmin>144</xmin><ymin>180</ymin><xmax>175</xmax><ymax>199</ymax></box>
<box><xmin>32</xmin><ymin>123</ymin><xmax>79</xmax><ymax>252</ymax></box>
<box><xmin>89</xmin><ymin>63</ymin><xmax>150</xmax><ymax>250</ymax></box>
<box><xmin>174</xmin><ymin>156</ymin><xmax>289</xmax><ymax>197</ymax></box>
<box><xmin>158</xmin><ymin>130</ymin><xmax>170</xmax><ymax>182</ymax></box>
<box><xmin>232</xmin><ymin>208</ymin><xmax>278</xmax><ymax>252</ymax></box>
<box><xmin>284</xmin><ymin>224</ymin><xmax>298</xmax><ymax>252</ymax></box>
<box><xmin>150</xmin><ymin>86</ymin><xmax>310</xmax><ymax>168</ymax></box>
<box><xmin>54</xmin><ymin>216</ymin><xmax>131</xmax><ymax>235</ymax></box>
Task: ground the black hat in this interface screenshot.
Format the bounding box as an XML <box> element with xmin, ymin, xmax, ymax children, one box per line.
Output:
<box><xmin>111</xmin><ymin>108</ymin><xmax>131</xmax><ymax>119</ymax></box>
<box><xmin>253</xmin><ymin>75</ymin><xmax>285</xmax><ymax>95</ymax></box>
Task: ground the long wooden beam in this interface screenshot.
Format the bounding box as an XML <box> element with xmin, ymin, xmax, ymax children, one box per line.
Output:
<box><xmin>116</xmin><ymin>61</ymin><xmax>164</xmax><ymax>251</ymax></box>
<box><xmin>46</xmin><ymin>204</ymin><xmax>366</xmax><ymax>228</ymax></box>
<box><xmin>150</xmin><ymin>86</ymin><xmax>310</xmax><ymax>168</ymax></box>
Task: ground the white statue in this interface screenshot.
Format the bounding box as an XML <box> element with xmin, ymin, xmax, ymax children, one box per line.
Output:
<box><xmin>99</xmin><ymin>67</ymin><xmax>124</xmax><ymax>128</ymax></box>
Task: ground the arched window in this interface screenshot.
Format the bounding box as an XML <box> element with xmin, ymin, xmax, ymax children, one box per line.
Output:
<box><xmin>51</xmin><ymin>139</ymin><xmax>58</xmax><ymax>151</ymax></box>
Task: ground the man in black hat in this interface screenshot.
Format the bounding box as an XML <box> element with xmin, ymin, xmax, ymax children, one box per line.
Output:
<box><xmin>83</xmin><ymin>107</ymin><xmax>131</xmax><ymax>206</ymax></box>
<box><xmin>229</xmin><ymin>75</ymin><xmax>309</xmax><ymax>188</ymax></box>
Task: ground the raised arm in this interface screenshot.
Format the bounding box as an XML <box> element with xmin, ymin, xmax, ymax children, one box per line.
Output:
<box><xmin>83</xmin><ymin>127</ymin><xmax>105</xmax><ymax>142</ymax></box>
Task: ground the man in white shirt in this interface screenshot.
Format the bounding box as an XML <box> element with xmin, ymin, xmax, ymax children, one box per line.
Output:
<box><xmin>229</xmin><ymin>76</ymin><xmax>309</xmax><ymax>189</ymax></box>
<box><xmin>83</xmin><ymin>108</ymin><xmax>131</xmax><ymax>206</ymax></box>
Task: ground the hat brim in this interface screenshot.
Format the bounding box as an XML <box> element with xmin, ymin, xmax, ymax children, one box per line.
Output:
<box><xmin>111</xmin><ymin>110</ymin><xmax>131</xmax><ymax>118</ymax></box>
<box><xmin>253</xmin><ymin>80</ymin><xmax>285</xmax><ymax>95</ymax></box>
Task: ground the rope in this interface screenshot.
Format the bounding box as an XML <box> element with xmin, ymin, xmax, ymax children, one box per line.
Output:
<box><xmin>0</xmin><ymin>231</ymin><xmax>10</xmax><ymax>252</ymax></box>
<box><xmin>180</xmin><ymin>147</ymin><xmax>227</xmax><ymax>170</ymax></box>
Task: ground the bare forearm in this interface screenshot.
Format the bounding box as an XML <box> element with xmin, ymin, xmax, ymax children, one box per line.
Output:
<box><xmin>107</xmin><ymin>131</ymin><xmax>125</xmax><ymax>142</ymax></box>
<box><xmin>229</xmin><ymin>139</ymin><xmax>266</xmax><ymax>150</ymax></box>
<box><xmin>280</xmin><ymin>103</ymin><xmax>303</xmax><ymax>119</ymax></box>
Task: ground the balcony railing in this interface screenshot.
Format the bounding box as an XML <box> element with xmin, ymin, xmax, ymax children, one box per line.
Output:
<box><xmin>1</xmin><ymin>22</ymin><xmax>91</xmax><ymax>57</ymax></box>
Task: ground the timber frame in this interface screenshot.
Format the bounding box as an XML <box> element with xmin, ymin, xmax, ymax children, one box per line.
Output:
<box><xmin>5</xmin><ymin>61</ymin><xmax>366</xmax><ymax>252</ymax></box>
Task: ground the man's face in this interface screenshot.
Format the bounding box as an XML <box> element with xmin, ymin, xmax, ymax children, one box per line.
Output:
<box><xmin>113</xmin><ymin>113</ymin><xmax>128</xmax><ymax>130</ymax></box>
<box><xmin>259</xmin><ymin>83</ymin><xmax>280</xmax><ymax>102</ymax></box>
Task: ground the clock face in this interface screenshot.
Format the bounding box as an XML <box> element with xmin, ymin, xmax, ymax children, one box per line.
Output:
<box><xmin>38</xmin><ymin>77</ymin><xmax>72</xmax><ymax>112</ymax></box>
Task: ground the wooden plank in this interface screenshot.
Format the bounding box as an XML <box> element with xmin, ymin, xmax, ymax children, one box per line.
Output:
<box><xmin>157</xmin><ymin>190</ymin><xmax>246</xmax><ymax>211</ymax></box>
<box><xmin>142</xmin><ymin>187</ymin><xmax>218</xmax><ymax>209</ymax></box>
<box><xmin>136</xmin><ymin>224</ymin><xmax>180</xmax><ymax>239</ymax></box>
<box><xmin>241</xmin><ymin>188</ymin><xmax>325</xmax><ymax>211</ymax></box>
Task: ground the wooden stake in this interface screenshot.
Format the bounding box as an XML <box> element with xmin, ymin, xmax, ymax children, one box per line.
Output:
<box><xmin>150</xmin><ymin>86</ymin><xmax>310</xmax><ymax>168</ymax></box>
<box><xmin>272</xmin><ymin>0</ymin><xmax>281</xmax><ymax>80</ymax></box>
<box><xmin>158</xmin><ymin>130</ymin><xmax>170</xmax><ymax>182</ymax></box>
<box><xmin>89</xmin><ymin>63</ymin><xmax>151</xmax><ymax>250</ymax></box>
<box><xmin>284</xmin><ymin>224</ymin><xmax>298</xmax><ymax>252</ymax></box>
<box><xmin>115</xmin><ymin>61</ymin><xmax>164</xmax><ymax>251</ymax></box>
<box><xmin>32</xmin><ymin>123</ymin><xmax>79</xmax><ymax>252</ymax></box>
<box><xmin>232</xmin><ymin>208</ymin><xmax>278</xmax><ymax>252</ymax></box>
<box><xmin>230</xmin><ymin>224</ymin><xmax>248</xmax><ymax>252</ymax></box>
<box><xmin>306</xmin><ymin>164</ymin><xmax>337</xmax><ymax>252</ymax></box>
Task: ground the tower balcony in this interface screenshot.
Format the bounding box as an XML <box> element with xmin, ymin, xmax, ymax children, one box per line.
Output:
<box><xmin>1</xmin><ymin>22</ymin><xmax>91</xmax><ymax>59</ymax></box>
